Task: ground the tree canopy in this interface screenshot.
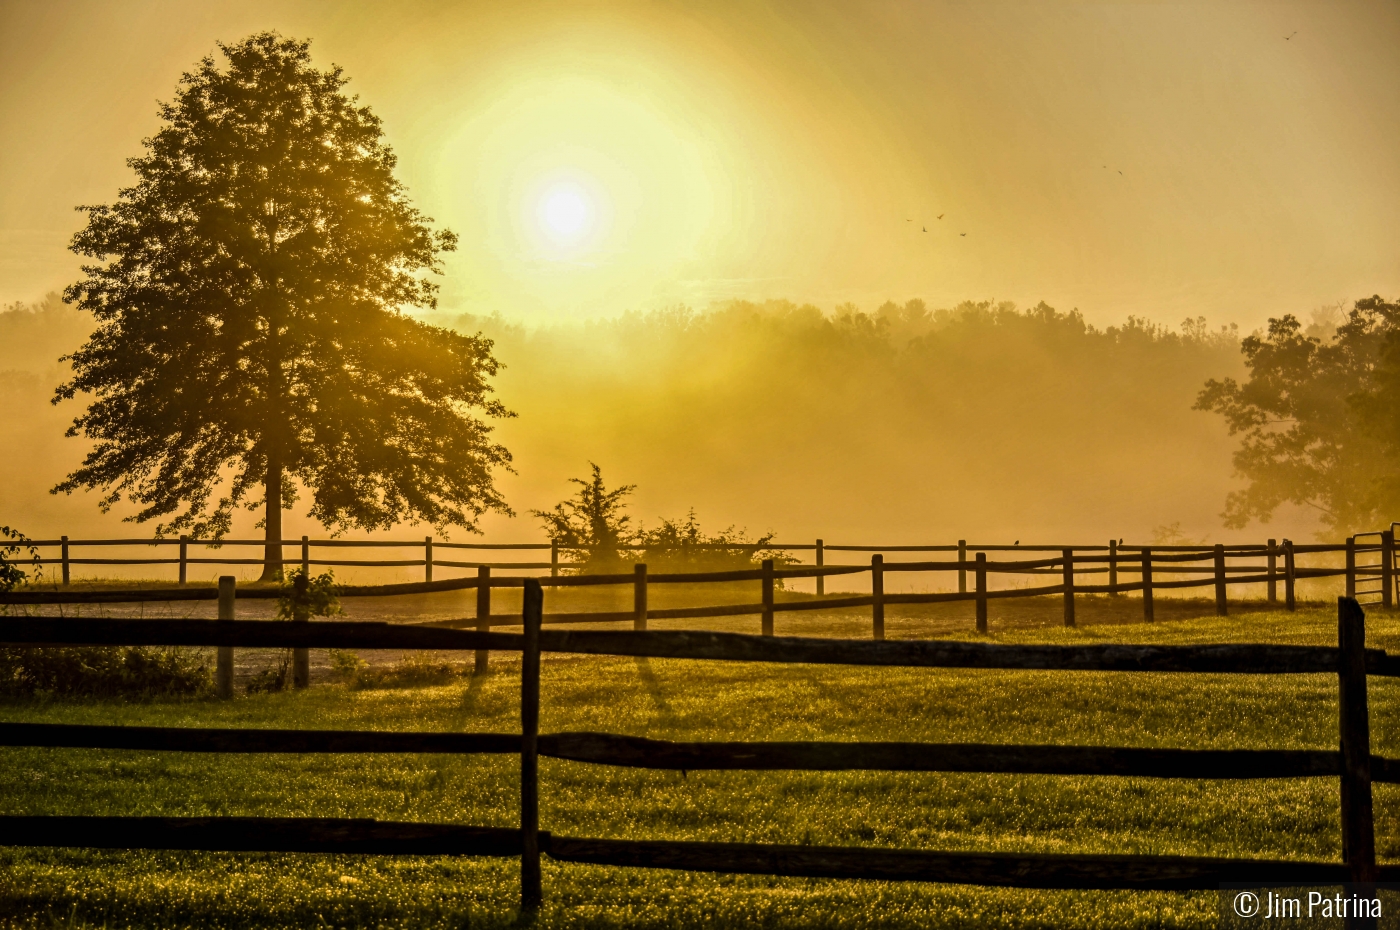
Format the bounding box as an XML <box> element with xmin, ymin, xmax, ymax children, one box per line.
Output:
<box><xmin>1195</xmin><ymin>296</ymin><xmax>1400</xmax><ymax>534</ymax></box>
<box><xmin>54</xmin><ymin>33</ymin><xmax>512</xmax><ymax>576</ymax></box>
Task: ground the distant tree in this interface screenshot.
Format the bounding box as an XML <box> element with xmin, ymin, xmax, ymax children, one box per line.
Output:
<box><xmin>1194</xmin><ymin>297</ymin><xmax>1400</xmax><ymax>534</ymax></box>
<box><xmin>531</xmin><ymin>463</ymin><xmax>636</xmax><ymax>570</ymax></box>
<box><xmin>54</xmin><ymin>33</ymin><xmax>512</xmax><ymax>578</ymax></box>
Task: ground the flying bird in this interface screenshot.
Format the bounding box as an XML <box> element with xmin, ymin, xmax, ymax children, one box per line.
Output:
<box><xmin>922</xmin><ymin>226</ymin><xmax>927</xmax><ymax>232</ymax></box>
<box><xmin>936</xmin><ymin>213</ymin><xmax>944</xmax><ymax>220</ymax></box>
<box><xmin>1284</xmin><ymin>30</ymin><xmax>1297</xmax><ymax>40</ymax></box>
<box><xmin>960</xmin><ymin>232</ymin><xmax>967</xmax><ymax>237</ymax></box>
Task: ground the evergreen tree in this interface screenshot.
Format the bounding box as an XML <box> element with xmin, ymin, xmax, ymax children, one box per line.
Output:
<box><xmin>54</xmin><ymin>33</ymin><xmax>512</xmax><ymax>578</ymax></box>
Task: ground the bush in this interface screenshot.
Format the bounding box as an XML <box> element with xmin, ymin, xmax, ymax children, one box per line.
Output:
<box><xmin>533</xmin><ymin>465</ymin><xmax>792</xmax><ymax>574</ymax></box>
<box><xmin>636</xmin><ymin>509</ymin><xmax>794</xmax><ymax>574</ymax></box>
<box><xmin>0</xmin><ymin>525</ymin><xmax>208</xmax><ymax>700</ymax></box>
<box><xmin>244</xmin><ymin>569</ymin><xmax>344</xmax><ymax>694</ymax></box>
<box><xmin>0</xmin><ymin>645</ymin><xmax>210</xmax><ymax>699</ymax></box>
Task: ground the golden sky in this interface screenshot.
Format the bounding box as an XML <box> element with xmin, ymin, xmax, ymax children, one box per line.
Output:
<box><xmin>2</xmin><ymin>0</ymin><xmax>1398</xmax><ymax>328</ymax></box>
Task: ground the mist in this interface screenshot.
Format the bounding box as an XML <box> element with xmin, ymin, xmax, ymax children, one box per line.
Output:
<box><xmin>1</xmin><ymin>293</ymin><xmax>1297</xmax><ymax>556</ymax></box>
<box><xmin>449</xmin><ymin>299</ymin><xmax>1270</xmax><ymax>550</ymax></box>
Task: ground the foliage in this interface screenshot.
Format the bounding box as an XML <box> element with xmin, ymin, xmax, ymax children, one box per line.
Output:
<box><xmin>52</xmin><ymin>32</ymin><xmax>512</xmax><ymax>570</ymax></box>
<box><xmin>532</xmin><ymin>465</ymin><xmax>788</xmax><ymax>572</ymax></box>
<box><xmin>0</xmin><ymin>645</ymin><xmax>209</xmax><ymax>699</ymax></box>
<box><xmin>1195</xmin><ymin>297</ymin><xmax>1400</xmax><ymax>534</ymax></box>
<box><xmin>327</xmin><ymin>648</ymin><xmax>367</xmax><ymax>678</ymax></box>
<box><xmin>248</xmin><ymin>568</ymin><xmax>344</xmax><ymax>693</ymax></box>
<box><xmin>0</xmin><ymin>524</ymin><xmax>208</xmax><ymax>700</ymax></box>
<box><xmin>275</xmin><ymin>569</ymin><xmax>342</xmax><ymax>623</ymax></box>
<box><xmin>244</xmin><ymin>652</ymin><xmax>292</xmax><ymax>695</ymax></box>
<box><xmin>530</xmin><ymin>463</ymin><xmax>637</xmax><ymax>570</ymax></box>
<box><xmin>0</xmin><ymin>526</ymin><xmax>41</xmax><ymax>593</ymax></box>
<box><xmin>636</xmin><ymin>509</ymin><xmax>794</xmax><ymax>572</ymax></box>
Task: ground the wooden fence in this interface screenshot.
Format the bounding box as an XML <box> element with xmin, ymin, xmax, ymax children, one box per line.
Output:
<box><xmin>7</xmin><ymin>533</ymin><xmax>1396</xmax><ymax>634</ymax></box>
<box><xmin>6</xmin><ymin>531</ymin><xmax>1398</xmax><ymax>681</ymax></box>
<box><xmin>19</xmin><ymin>533</ymin><xmax>1400</xmax><ymax>608</ymax></box>
<box><xmin>0</xmin><ymin>592</ymin><xmax>1395</xmax><ymax>919</ymax></box>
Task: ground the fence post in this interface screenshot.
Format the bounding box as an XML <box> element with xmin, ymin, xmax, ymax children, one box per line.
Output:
<box><xmin>1214</xmin><ymin>544</ymin><xmax>1227</xmax><ymax>617</ymax></box>
<box><xmin>1061</xmin><ymin>548</ymin><xmax>1075</xmax><ymax>627</ymax></box>
<box><xmin>1108</xmin><ymin>539</ymin><xmax>1118</xmax><ymax>596</ymax></box>
<box><xmin>871</xmin><ymin>554</ymin><xmax>885</xmax><ymax>640</ymax></box>
<box><xmin>1346</xmin><ymin>536</ymin><xmax>1357</xmax><ymax>599</ymax></box>
<box><xmin>1267</xmin><ymin>538</ymin><xmax>1278</xmax><ymax>604</ymax></box>
<box><xmin>975</xmin><ymin>552</ymin><xmax>988</xmax><ymax>633</ymax></box>
<box><xmin>1337</xmin><ymin>596</ymin><xmax>1377</xmax><ymax>894</ymax></box>
<box><xmin>216</xmin><ymin>576</ymin><xmax>235</xmax><ymax>699</ymax></box>
<box><xmin>178</xmin><ymin>534</ymin><xmax>188</xmax><ymax>586</ymax></box>
<box><xmin>815</xmin><ymin>539</ymin><xmax>824</xmax><ymax>597</ymax></box>
<box><xmin>550</xmin><ymin>541</ymin><xmax>558</xmax><ymax>579</ymax></box>
<box><xmin>958</xmin><ymin>540</ymin><xmax>968</xmax><ymax>594</ymax></box>
<box><xmin>634</xmin><ymin>563</ymin><xmax>648</xmax><ymax>631</ymax></box>
<box><xmin>1142</xmin><ymin>548</ymin><xmax>1154</xmax><ymax>622</ymax></box>
<box><xmin>291</xmin><ymin>571</ymin><xmax>310</xmax><ymax>691</ymax></box>
<box><xmin>60</xmin><ymin>536</ymin><xmax>69</xmax><ymax>586</ymax></box>
<box><xmin>761</xmin><ymin>559</ymin><xmax>775</xmax><ymax>636</ymax></box>
<box><xmin>1383</xmin><ymin>530</ymin><xmax>1394</xmax><ymax>609</ymax></box>
<box><xmin>520</xmin><ymin>577</ymin><xmax>543</xmax><ymax>914</ymax></box>
<box><xmin>1284</xmin><ymin>539</ymin><xmax>1296</xmax><ymax>611</ymax></box>
<box><xmin>301</xmin><ymin>536</ymin><xmax>310</xmax><ymax>578</ymax></box>
<box><xmin>474</xmin><ymin>566</ymin><xmax>491</xmax><ymax>675</ymax></box>
<box><xmin>424</xmin><ymin>536</ymin><xmax>433</xmax><ymax>584</ymax></box>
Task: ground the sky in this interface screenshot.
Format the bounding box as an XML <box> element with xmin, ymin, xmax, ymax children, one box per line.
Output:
<box><xmin>2</xmin><ymin>0</ymin><xmax>1398</xmax><ymax>329</ymax></box>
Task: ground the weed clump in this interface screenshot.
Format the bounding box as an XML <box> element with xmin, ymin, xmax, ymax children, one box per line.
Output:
<box><xmin>329</xmin><ymin>650</ymin><xmax>461</xmax><ymax>690</ymax></box>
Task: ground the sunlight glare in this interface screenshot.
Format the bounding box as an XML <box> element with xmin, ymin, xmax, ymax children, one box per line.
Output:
<box><xmin>539</xmin><ymin>184</ymin><xmax>591</xmax><ymax>241</ymax></box>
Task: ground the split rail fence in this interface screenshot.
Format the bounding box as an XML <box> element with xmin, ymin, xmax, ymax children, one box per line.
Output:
<box><xmin>22</xmin><ymin>533</ymin><xmax>1400</xmax><ymax>612</ymax></box>
<box><xmin>0</xmin><ymin>591</ymin><xmax>1396</xmax><ymax>920</ymax></box>
<box><xmin>7</xmin><ymin>533</ymin><xmax>1398</xmax><ymax>681</ymax></box>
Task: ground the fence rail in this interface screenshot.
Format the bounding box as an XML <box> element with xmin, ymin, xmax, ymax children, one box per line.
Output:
<box><xmin>19</xmin><ymin>534</ymin><xmax>1400</xmax><ymax>613</ymax></box>
<box><xmin>6</xmin><ymin>533</ymin><xmax>1397</xmax><ymax>677</ymax></box>
<box><xmin>0</xmin><ymin>591</ymin><xmax>1392</xmax><ymax>914</ymax></box>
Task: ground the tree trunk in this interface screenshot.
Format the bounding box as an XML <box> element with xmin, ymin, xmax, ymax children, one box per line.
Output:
<box><xmin>259</xmin><ymin>453</ymin><xmax>283</xmax><ymax>582</ymax></box>
<box><xmin>259</xmin><ymin>224</ymin><xmax>285</xmax><ymax>585</ymax></box>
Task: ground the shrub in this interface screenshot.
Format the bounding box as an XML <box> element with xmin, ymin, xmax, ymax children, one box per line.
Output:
<box><xmin>0</xmin><ymin>645</ymin><xmax>210</xmax><ymax>699</ymax></box>
<box><xmin>245</xmin><ymin>569</ymin><xmax>343</xmax><ymax>694</ymax></box>
<box><xmin>532</xmin><ymin>465</ymin><xmax>793</xmax><ymax>575</ymax></box>
<box><xmin>0</xmin><ymin>526</ymin><xmax>209</xmax><ymax>699</ymax></box>
<box><xmin>636</xmin><ymin>509</ymin><xmax>794</xmax><ymax>574</ymax></box>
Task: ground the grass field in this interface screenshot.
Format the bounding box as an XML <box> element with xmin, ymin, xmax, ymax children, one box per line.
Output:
<box><xmin>0</xmin><ymin>599</ymin><xmax>1397</xmax><ymax>928</ymax></box>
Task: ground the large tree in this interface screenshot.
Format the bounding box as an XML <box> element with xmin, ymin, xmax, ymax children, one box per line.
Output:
<box><xmin>1195</xmin><ymin>297</ymin><xmax>1400</xmax><ymax>534</ymax></box>
<box><xmin>54</xmin><ymin>33</ymin><xmax>512</xmax><ymax>578</ymax></box>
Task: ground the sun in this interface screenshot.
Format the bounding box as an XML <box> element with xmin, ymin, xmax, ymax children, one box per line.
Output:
<box><xmin>537</xmin><ymin>182</ymin><xmax>594</xmax><ymax>243</ymax></box>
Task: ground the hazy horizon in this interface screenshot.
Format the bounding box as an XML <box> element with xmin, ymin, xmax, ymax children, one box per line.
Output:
<box><xmin>3</xmin><ymin>1</ymin><xmax>1398</xmax><ymax>329</ymax></box>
